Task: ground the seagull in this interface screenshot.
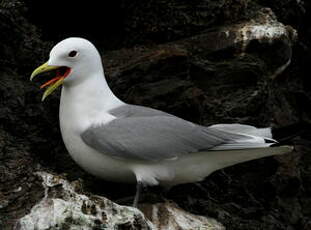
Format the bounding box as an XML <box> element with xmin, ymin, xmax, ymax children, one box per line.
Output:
<box><xmin>30</xmin><ymin>37</ymin><xmax>292</xmax><ymax>207</ymax></box>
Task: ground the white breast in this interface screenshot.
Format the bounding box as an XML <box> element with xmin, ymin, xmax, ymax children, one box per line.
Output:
<box><xmin>59</xmin><ymin>86</ymin><xmax>136</xmax><ymax>183</ymax></box>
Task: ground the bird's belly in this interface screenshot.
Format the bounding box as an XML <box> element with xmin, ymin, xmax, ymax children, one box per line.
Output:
<box><xmin>61</xmin><ymin>128</ymin><xmax>136</xmax><ymax>183</ymax></box>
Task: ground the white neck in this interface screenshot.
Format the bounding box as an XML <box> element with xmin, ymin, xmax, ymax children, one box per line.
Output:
<box><xmin>59</xmin><ymin>71</ymin><xmax>124</xmax><ymax>132</ymax></box>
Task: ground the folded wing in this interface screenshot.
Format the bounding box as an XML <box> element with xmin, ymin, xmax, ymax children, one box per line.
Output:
<box><xmin>81</xmin><ymin>104</ymin><xmax>275</xmax><ymax>161</ymax></box>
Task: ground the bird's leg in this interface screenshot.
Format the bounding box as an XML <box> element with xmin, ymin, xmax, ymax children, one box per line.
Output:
<box><xmin>117</xmin><ymin>183</ymin><xmax>165</xmax><ymax>207</ymax></box>
<box><xmin>133</xmin><ymin>181</ymin><xmax>143</xmax><ymax>207</ymax></box>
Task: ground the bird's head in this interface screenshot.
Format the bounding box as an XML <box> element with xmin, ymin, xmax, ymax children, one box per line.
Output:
<box><xmin>30</xmin><ymin>37</ymin><xmax>103</xmax><ymax>101</ymax></box>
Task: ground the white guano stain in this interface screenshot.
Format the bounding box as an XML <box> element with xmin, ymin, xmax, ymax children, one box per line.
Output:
<box><xmin>17</xmin><ymin>172</ymin><xmax>152</xmax><ymax>230</ymax></box>
<box><xmin>239</xmin><ymin>23</ymin><xmax>288</xmax><ymax>54</ymax></box>
<box><xmin>17</xmin><ymin>172</ymin><xmax>224</xmax><ymax>230</ymax></box>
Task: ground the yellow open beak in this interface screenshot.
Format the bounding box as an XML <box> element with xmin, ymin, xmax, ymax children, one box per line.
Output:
<box><xmin>30</xmin><ymin>62</ymin><xmax>70</xmax><ymax>101</ymax></box>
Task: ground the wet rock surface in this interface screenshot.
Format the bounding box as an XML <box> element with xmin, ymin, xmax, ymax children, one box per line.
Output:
<box><xmin>1</xmin><ymin>0</ymin><xmax>311</xmax><ymax>229</ymax></box>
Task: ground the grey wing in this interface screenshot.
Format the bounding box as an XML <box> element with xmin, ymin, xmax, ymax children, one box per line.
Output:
<box><xmin>81</xmin><ymin>115</ymin><xmax>245</xmax><ymax>162</ymax></box>
<box><xmin>109</xmin><ymin>104</ymin><xmax>173</xmax><ymax>118</ymax></box>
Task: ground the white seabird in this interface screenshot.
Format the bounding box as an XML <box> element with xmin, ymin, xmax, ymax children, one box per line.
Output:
<box><xmin>30</xmin><ymin>37</ymin><xmax>292</xmax><ymax>207</ymax></box>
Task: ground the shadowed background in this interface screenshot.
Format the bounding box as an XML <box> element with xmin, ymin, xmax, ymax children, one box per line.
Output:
<box><xmin>0</xmin><ymin>0</ymin><xmax>311</xmax><ymax>229</ymax></box>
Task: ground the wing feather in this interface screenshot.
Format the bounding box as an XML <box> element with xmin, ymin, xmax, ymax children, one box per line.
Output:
<box><xmin>81</xmin><ymin>104</ymin><xmax>274</xmax><ymax>161</ymax></box>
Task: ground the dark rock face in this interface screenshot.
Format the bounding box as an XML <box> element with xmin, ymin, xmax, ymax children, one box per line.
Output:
<box><xmin>0</xmin><ymin>0</ymin><xmax>311</xmax><ymax>229</ymax></box>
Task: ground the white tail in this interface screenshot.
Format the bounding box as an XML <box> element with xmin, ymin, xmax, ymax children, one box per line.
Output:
<box><xmin>205</xmin><ymin>145</ymin><xmax>293</xmax><ymax>172</ymax></box>
<box><xmin>169</xmin><ymin>145</ymin><xmax>293</xmax><ymax>186</ymax></box>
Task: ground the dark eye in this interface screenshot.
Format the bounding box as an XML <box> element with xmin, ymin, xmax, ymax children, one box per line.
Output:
<box><xmin>68</xmin><ymin>50</ymin><xmax>78</xmax><ymax>57</ymax></box>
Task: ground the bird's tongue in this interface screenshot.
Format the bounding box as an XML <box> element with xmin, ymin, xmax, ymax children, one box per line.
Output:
<box><xmin>40</xmin><ymin>67</ymin><xmax>71</xmax><ymax>89</ymax></box>
<box><xmin>40</xmin><ymin>76</ymin><xmax>63</xmax><ymax>89</ymax></box>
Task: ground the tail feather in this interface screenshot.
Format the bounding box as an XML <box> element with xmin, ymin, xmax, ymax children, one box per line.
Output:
<box><xmin>169</xmin><ymin>145</ymin><xmax>293</xmax><ymax>186</ymax></box>
<box><xmin>207</xmin><ymin>145</ymin><xmax>293</xmax><ymax>172</ymax></box>
<box><xmin>209</xmin><ymin>123</ymin><xmax>277</xmax><ymax>150</ymax></box>
<box><xmin>209</xmin><ymin>123</ymin><xmax>273</xmax><ymax>138</ymax></box>
<box><xmin>210</xmin><ymin>142</ymin><xmax>273</xmax><ymax>150</ymax></box>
